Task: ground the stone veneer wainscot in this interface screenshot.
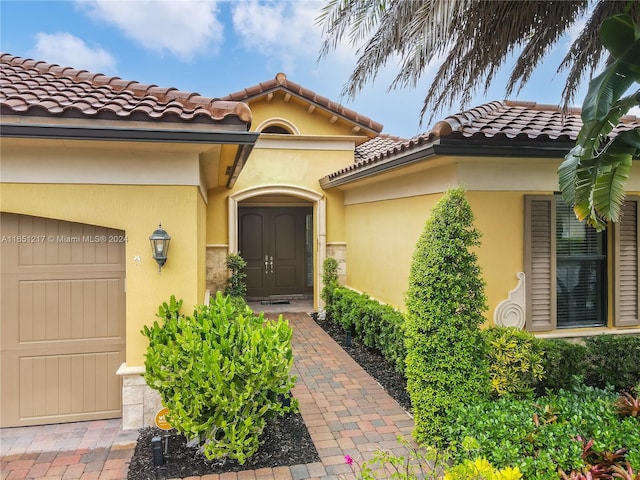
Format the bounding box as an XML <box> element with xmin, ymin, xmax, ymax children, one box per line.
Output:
<box><xmin>116</xmin><ymin>363</ymin><xmax>163</xmax><ymax>430</ymax></box>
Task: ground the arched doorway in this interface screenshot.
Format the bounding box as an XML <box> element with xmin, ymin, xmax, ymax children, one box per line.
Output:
<box><xmin>228</xmin><ymin>186</ymin><xmax>326</xmax><ymax>304</ymax></box>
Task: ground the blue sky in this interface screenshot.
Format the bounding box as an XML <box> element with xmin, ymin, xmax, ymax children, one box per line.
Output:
<box><xmin>0</xmin><ymin>0</ymin><xmax>611</xmax><ymax>138</ymax></box>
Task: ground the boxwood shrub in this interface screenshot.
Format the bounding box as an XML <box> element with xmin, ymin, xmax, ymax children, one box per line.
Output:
<box><xmin>405</xmin><ymin>187</ymin><xmax>490</xmax><ymax>446</ymax></box>
<box><xmin>329</xmin><ymin>286</ymin><xmax>406</xmax><ymax>374</ymax></box>
<box><xmin>536</xmin><ymin>338</ymin><xmax>588</xmax><ymax>394</ymax></box>
<box><xmin>536</xmin><ymin>335</ymin><xmax>640</xmax><ymax>394</ymax></box>
<box><xmin>584</xmin><ymin>334</ymin><xmax>640</xmax><ymax>391</ymax></box>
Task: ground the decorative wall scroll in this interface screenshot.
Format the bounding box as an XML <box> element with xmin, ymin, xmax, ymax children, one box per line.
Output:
<box><xmin>494</xmin><ymin>272</ymin><xmax>526</xmax><ymax>329</ymax></box>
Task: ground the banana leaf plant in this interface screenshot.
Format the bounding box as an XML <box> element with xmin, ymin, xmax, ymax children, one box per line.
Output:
<box><xmin>558</xmin><ymin>13</ymin><xmax>640</xmax><ymax>231</ymax></box>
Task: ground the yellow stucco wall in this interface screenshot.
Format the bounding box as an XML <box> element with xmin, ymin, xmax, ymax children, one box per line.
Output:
<box><xmin>345</xmin><ymin>194</ymin><xmax>443</xmax><ymax>309</ymax></box>
<box><xmin>248</xmin><ymin>96</ymin><xmax>368</xmax><ymax>137</ymax></box>
<box><xmin>344</xmin><ymin>190</ymin><xmax>529</xmax><ymax>321</ymax></box>
<box><xmin>343</xmin><ymin>165</ymin><xmax>640</xmax><ymax>331</ymax></box>
<box><xmin>1</xmin><ymin>183</ymin><xmax>203</xmax><ymax>367</ymax></box>
<box><xmin>206</xmin><ymin>146</ymin><xmax>353</xmax><ymax>246</ymax></box>
<box><xmin>466</xmin><ymin>191</ymin><xmax>526</xmax><ymax>323</ymax></box>
<box><xmin>197</xmin><ymin>193</ymin><xmax>207</xmax><ymax>302</ymax></box>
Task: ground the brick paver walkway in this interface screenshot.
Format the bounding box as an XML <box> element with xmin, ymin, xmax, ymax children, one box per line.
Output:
<box><xmin>1</xmin><ymin>312</ymin><xmax>415</xmax><ymax>480</ymax></box>
<box><xmin>0</xmin><ymin>419</ymin><xmax>138</xmax><ymax>480</ymax></box>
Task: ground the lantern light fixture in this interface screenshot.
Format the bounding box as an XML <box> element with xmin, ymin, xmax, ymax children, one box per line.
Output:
<box><xmin>149</xmin><ymin>223</ymin><xmax>171</xmax><ymax>272</ymax></box>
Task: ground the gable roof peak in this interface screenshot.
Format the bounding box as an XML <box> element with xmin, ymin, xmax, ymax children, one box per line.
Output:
<box><xmin>222</xmin><ymin>73</ymin><xmax>383</xmax><ymax>135</ymax></box>
<box><xmin>275</xmin><ymin>72</ymin><xmax>287</xmax><ymax>85</ymax></box>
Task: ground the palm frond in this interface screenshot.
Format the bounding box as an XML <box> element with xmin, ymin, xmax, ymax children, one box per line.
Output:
<box><xmin>317</xmin><ymin>0</ymin><xmax>387</xmax><ymax>58</ymax></box>
<box><xmin>341</xmin><ymin>0</ymin><xmax>434</xmax><ymax>99</ymax></box>
<box><xmin>557</xmin><ymin>0</ymin><xmax>624</xmax><ymax>111</ymax></box>
<box><xmin>507</xmin><ymin>1</ymin><xmax>588</xmax><ymax>97</ymax></box>
<box><xmin>419</xmin><ymin>1</ymin><xmax>555</xmax><ymax>121</ymax></box>
<box><xmin>592</xmin><ymin>153</ymin><xmax>633</xmax><ymax>222</ymax></box>
<box><xmin>317</xmin><ymin>0</ymin><xmax>638</xmax><ymax>125</ymax></box>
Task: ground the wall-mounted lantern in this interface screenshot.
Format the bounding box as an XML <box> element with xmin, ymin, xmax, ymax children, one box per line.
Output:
<box><xmin>149</xmin><ymin>223</ymin><xmax>171</xmax><ymax>272</ymax></box>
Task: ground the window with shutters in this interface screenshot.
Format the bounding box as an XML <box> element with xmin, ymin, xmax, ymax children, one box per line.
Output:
<box><xmin>524</xmin><ymin>195</ymin><xmax>640</xmax><ymax>332</ymax></box>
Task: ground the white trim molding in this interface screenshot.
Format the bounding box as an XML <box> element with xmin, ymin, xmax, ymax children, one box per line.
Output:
<box><xmin>255</xmin><ymin>118</ymin><xmax>300</xmax><ymax>135</ymax></box>
<box><xmin>494</xmin><ymin>272</ymin><xmax>526</xmax><ymax>329</ymax></box>
<box><xmin>535</xmin><ymin>328</ymin><xmax>640</xmax><ymax>339</ymax></box>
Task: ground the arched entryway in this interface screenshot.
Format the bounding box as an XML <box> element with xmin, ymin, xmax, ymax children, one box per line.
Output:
<box><xmin>228</xmin><ymin>186</ymin><xmax>326</xmax><ymax>305</ymax></box>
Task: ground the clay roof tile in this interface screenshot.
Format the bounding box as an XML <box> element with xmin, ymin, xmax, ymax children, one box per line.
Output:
<box><xmin>334</xmin><ymin>100</ymin><xmax>640</xmax><ymax>182</ymax></box>
<box><xmin>0</xmin><ymin>53</ymin><xmax>252</xmax><ymax>127</ymax></box>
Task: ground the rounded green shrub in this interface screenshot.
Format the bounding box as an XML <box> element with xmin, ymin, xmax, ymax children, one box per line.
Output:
<box><xmin>142</xmin><ymin>292</ymin><xmax>298</xmax><ymax>464</ymax></box>
<box><xmin>484</xmin><ymin>326</ymin><xmax>544</xmax><ymax>398</ymax></box>
<box><xmin>405</xmin><ymin>187</ymin><xmax>490</xmax><ymax>446</ymax></box>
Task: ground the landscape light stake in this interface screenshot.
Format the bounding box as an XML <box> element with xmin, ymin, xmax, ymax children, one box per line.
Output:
<box><xmin>151</xmin><ymin>435</ymin><xmax>164</xmax><ymax>466</ymax></box>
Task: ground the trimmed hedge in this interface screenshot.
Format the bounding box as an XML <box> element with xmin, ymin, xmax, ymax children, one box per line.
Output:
<box><xmin>328</xmin><ymin>286</ymin><xmax>407</xmax><ymax>374</ymax></box>
<box><xmin>536</xmin><ymin>338</ymin><xmax>588</xmax><ymax>394</ymax></box>
<box><xmin>584</xmin><ymin>334</ymin><xmax>640</xmax><ymax>391</ymax></box>
<box><xmin>537</xmin><ymin>335</ymin><xmax>640</xmax><ymax>393</ymax></box>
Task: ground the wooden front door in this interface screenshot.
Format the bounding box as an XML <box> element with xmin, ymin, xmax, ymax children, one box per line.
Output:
<box><xmin>239</xmin><ymin>207</ymin><xmax>312</xmax><ymax>299</ymax></box>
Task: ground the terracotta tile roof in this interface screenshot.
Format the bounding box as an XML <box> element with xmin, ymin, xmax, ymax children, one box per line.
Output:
<box><xmin>221</xmin><ymin>72</ymin><xmax>383</xmax><ymax>134</ymax></box>
<box><xmin>354</xmin><ymin>134</ymin><xmax>407</xmax><ymax>163</ymax></box>
<box><xmin>0</xmin><ymin>53</ymin><xmax>252</xmax><ymax>126</ymax></box>
<box><xmin>334</xmin><ymin>100</ymin><xmax>640</xmax><ymax>183</ymax></box>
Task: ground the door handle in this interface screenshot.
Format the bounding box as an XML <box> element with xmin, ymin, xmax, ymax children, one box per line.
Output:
<box><xmin>269</xmin><ymin>256</ymin><xmax>274</xmax><ymax>274</ymax></box>
<box><xmin>265</xmin><ymin>255</ymin><xmax>269</xmax><ymax>273</ymax></box>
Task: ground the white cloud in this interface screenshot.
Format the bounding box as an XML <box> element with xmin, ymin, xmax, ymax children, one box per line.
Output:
<box><xmin>231</xmin><ymin>0</ymin><xmax>344</xmax><ymax>74</ymax></box>
<box><xmin>34</xmin><ymin>32</ymin><xmax>116</xmax><ymax>73</ymax></box>
<box><xmin>78</xmin><ymin>0</ymin><xmax>223</xmax><ymax>59</ymax></box>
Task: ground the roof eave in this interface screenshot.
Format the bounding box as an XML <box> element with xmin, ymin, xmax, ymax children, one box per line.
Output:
<box><xmin>0</xmin><ymin>123</ymin><xmax>260</xmax><ymax>145</ymax></box>
<box><xmin>320</xmin><ymin>139</ymin><xmax>577</xmax><ymax>189</ymax></box>
<box><xmin>226</xmin><ymin>142</ymin><xmax>257</xmax><ymax>188</ymax></box>
<box><xmin>320</xmin><ymin>143</ymin><xmax>438</xmax><ymax>189</ymax></box>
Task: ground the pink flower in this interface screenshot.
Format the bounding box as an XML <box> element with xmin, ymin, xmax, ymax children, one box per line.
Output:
<box><xmin>345</xmin><ymin>454</ymin><xmax>354</xmax><ymax>465</ymax></box>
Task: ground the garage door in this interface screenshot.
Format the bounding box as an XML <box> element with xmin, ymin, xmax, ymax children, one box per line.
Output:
<box><xmin>0</xmin><ymin>213</ymin><xmax>126</xmax><ymax>427</ymax></box>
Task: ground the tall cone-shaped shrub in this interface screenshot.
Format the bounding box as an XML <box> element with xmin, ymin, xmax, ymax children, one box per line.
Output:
<box><xmin>405</xmin><ymin>188</ymin><xmax>489</xmax><ymax>446</ymax></box>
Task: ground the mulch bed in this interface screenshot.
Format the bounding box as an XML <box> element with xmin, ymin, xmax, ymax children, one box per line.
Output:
<box><xmin>127</xmin><ymin>312</ymin><xmax>410</xmax><ymax>479</ymax></box>
<box><xmin>127</xmin><ymin>411</ymin><xmax>318</xmax><ymax>479</ymax></box>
